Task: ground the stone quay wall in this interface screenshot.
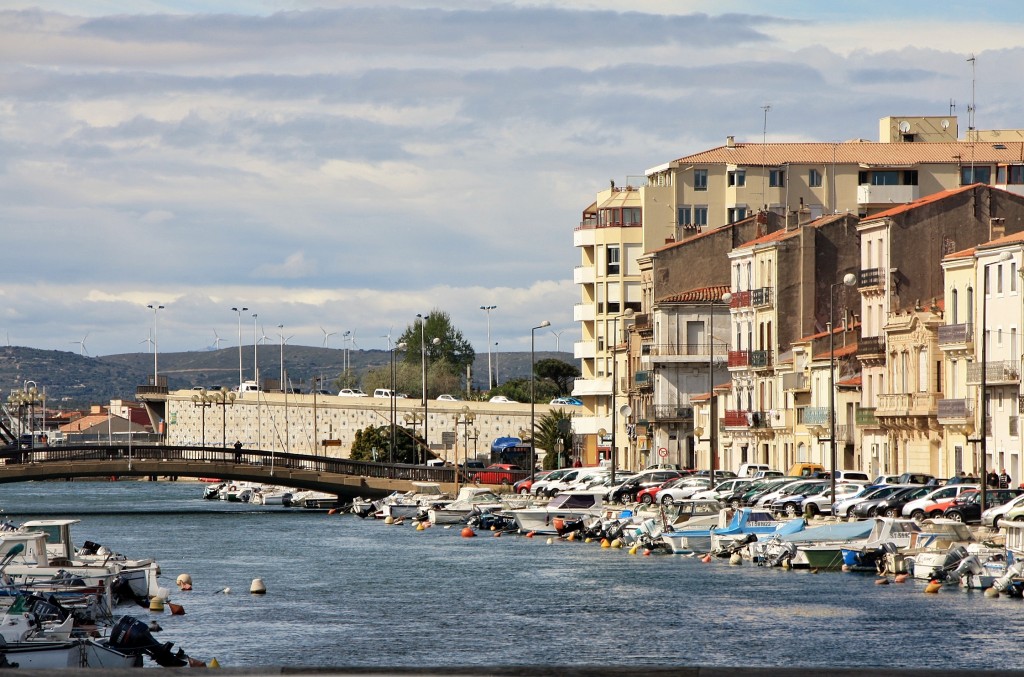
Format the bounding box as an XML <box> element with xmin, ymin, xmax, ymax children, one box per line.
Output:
<box><xmin>162</xmin><ymin>390</ymin><xmax>553</xmax><ymax>462</ymax></box>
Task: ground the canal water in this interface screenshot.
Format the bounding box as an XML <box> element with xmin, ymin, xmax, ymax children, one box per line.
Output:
<box><xmin>4</xmin><ymin>480</ymin><xmax>1024</xmax><ymax>670</ymax></box>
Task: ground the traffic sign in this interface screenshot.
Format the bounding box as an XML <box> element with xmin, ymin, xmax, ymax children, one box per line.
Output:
<box><xmin>658</xmin><ymin>447</ymin><xmax>668</xmax><ymax>458</ymax></box>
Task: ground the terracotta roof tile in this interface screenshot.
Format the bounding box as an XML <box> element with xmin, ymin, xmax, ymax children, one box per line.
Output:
<box><xmin>659</xmin><ymin>285</ymin><xmax>731</xmax><ymax>304</ymax></box>
<box><xmin>862</xmin><ymin>184</ymin><xmax>979</xmax><ymax>222</ymax></box>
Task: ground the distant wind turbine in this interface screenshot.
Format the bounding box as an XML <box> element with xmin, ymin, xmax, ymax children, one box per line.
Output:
<box><xmin>212</xmin><ymin>329</ymin><xmax>223</xmax><ymax>350</ymax></box>
<box><xmin>71</xmin><ymin>333</ymin><xmax>89</xmax><ymax>356</ymax></box>
<box><xmin>140</xmin><ymin>331</ymin><xmax>155</xmax><ymax>353</ymax></box>
<box><xmin>258</xmin><ymin>326</ymin><xmax>272</xmax><ymax>346</ymax></box>
<box><xmin>321</xmin><ymin>326</ymin><xmax>337</xmax><ymax>348</ymax></box>
<box><xmin>381</xmin><ymin>326</ymin><xmax>394</xmax><ymax>350</ymax></box>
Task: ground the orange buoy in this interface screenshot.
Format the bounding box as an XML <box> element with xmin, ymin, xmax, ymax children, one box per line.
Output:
<box><xmin>494</xmin><ymin>531</ymin><xmax>501</xmax><ymax>537</ymax></box>
<box><xmin>553</xmin><ymin>518</ymin><xmax>565</xmax><ymax>532</ymax></box>
<box><xmin>701</xmin><ymin>553</ymin><xmax>712</xmax><ymax>563</ymax></box>
<box><xmin>925</xmin><ymin>580</ymin><xmax>941</xmax><ymax>594</ymax></box>
<box><xmin>643</xmin><ymin>550</ymin><xmax>651</xmax><ymax>557</ymax></box>
<box><xmin>328</xmin><ymin>508</ymin><xmax>338</xmax><ymax>515</ymax></box>
<box><xmin>894</xmin><ymin>573</ymin><xmax>909</xmax><ymax>583</ymax></box>
<box><xmin>526</xmin><ymin>531</ymin><xmax>536</xmax><ymax>538</ymax></box>
<box><xmin>461</xmin><ymin>527</ymin><xmax>476</xmax><ymax>538</ymax></box>
<box><xmin>168</xmin><ymin>602</ymin><xmax>185</xmax><ymax>615</ymax></box>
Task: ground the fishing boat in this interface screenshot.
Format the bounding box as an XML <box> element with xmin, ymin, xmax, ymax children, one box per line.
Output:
<box><xmin>377</xmin><ymin>483</ymin><xmax>451</xmax><ymax>520</ymax></box>
<box><xmin>898</xmin><ymin>519</ymin><xmax>1005</xmax><ymax>586</ymax></box>
<box><xmin>284</xmin><ymin>490</ymin><xmax>340</xmax><ymax>510</ymax></box>
<box><xmin>505</xmin><ymin>491</ymin><xmax>605</xmax><ymax>535</ymax></box>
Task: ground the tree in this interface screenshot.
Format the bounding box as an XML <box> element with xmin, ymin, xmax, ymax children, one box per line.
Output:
<box><xmin>534</xmin><ymin>358</ymin><xmax>581</xmax><ymax>395</ymax></box>
<box><xmin>398</xmin><ymin>310</ymin><xmax>475</xmax><ymax>375</ymax></box>
<box><xmin>535</xmin><ymin>409</ymin><xmax>574</xmax><ymax>470</ymax></box>
<box><xmin>349</xmin><ymin>425</ymin><xmax>423</xmax><ymax>464</ymax></box>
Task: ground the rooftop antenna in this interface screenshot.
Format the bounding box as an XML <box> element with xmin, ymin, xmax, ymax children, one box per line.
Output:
<box><xmin>761</xmin><ymin>103</ymin><xmax>771</xmax><ymax>212</ymax></box>
<box><xmin>967</xmin><ymin>54</ymin><xmax>977</xmax><ymax>175</ymax></box>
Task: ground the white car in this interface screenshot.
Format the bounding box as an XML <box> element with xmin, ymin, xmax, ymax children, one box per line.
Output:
<box><xmin>489</xmin><ymin>396</ymin><xmax>517</xmax><ymax>403</ymax></box>
<box><xmin>690</xmin><ymin>478</ymin><xmax>751</xmax><ymax>501</ymax></box>
<box><xmin>531</xmin><ymin>468</ymin><xmax>576</xmax><ymax>496</ymax></box>
<box><xmin>338</xmin><ymin>388</ymin><xmax>368</xmax><ymax>397</ymax></box>
<box><xmin>832</xmin><ymin>484</ymin><xmax>904</xmax><ymax>517</ymax></box>
<box><xmin>436</xmin><ymin>394</ymin><xmax>461</xmax><ymax>401</ymax></box>
<box><xmin>656</xmin><ymin>476</ymin><xmax>712</xmax><ymax>505</ymax></box>
<box><xmin>800</xmin><ymin>482</ymin><xmax>864</xmax><ymax>516</ymax></box>
<box><xmin>982</xmin><ymin>492</ymin><xmax>1024</xmax><ymax>528</ymax></box>
<box><xmin>753</xmin><ymin>479</ymin><xmax>822</xmax><ymax>509</ymax></box>
<box><xmin>901</xmin><ymin>484</ymin><xmax>979</xmax><ymax>519</ymax></box>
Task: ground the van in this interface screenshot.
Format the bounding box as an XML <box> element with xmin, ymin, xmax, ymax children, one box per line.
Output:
<box><xmin>373</xmin><ymin>388</ymin><xmax>395</xmax><ymax>398</ymax></box>
<box><xmin>738</xmin><ymin>463</ymin><xmax>770</xmax><ymax>477</ymax></box>
<box><xmin>786</xmin><ymin>462</ymin><xmax>826</xmax><ymax>477</ymax></box>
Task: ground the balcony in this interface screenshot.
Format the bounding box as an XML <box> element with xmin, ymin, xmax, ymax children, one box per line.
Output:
<box><xmin>750</xmin><ymin>350</ymin><xmax>773</xmax><ymax>369</ymax></box>
<box><xmin>875</xmin><ymin>392</ymin><xmax>939</xmax><ymax>418</ymax></box>
<box><xmin>937</xmin><ymin>323</ymin><xmax>973</xmax><ymax>352</ymax></box>
<box><xmin>857</xmin><ymin>183</ymin><xmax>920</xmax><ymax>206</ymax></box>
<box><xmin>573</xmin><ymin>340</ymin><xmax>596</xmax><ymax>360</ymax></box>
<box><xmin>724</xmin><ymin>410</ymin><xmax>770</xmax><ymax>428</ymax></box>
<box><xmin>835</xmin><ymin>423</ymin><xmax>855</xmax><ymax>443</ymax></box>
<box><xmin>858</xmin><ymin>336</ymin><xmax>885</xmax><ymax>358</ymax></box>
<box><xmin>728</xmin><ymin>350</ymin><xmax>750</xmax><ymax>368</ymax></box>
<box><xmin>967</xmin><ymin>360</ymin><xmax>1020</xmax><ymax>385</ymax></box>
<box><xmin>782</xmin><ymin>372</ymin><xmax>809</xmax><ymax>391</ymax></box>
<box><xmin>633</xmin><ymin>370</ymin><xmax>653</xmax><ymax>391</ymax></box>
<box><xmin>573</xmin><ymin>226</ymin><xmax>596</xmax><ymax>248</ymax></box>
<box><xmin>649</xmin><ymin>405</ymin><xmax>694</xmax><ymax>422</ymax></box>
<box><xmin>937</xmin><ymin>398</ymin><xmax>974</xmax><ymax>427</ymax></box>
<box><xmin>751</xmin><ymin>287</ymin><xmax>773</xmax><ymax>307</ymax></box>
<box><xmin>730</xmin><ymin>291</ymin><xmax>752</xmax><ymax>309</ymax></box>
<box><xmin>858</xmin><ymin>267</ymin><xmax>885</xmax><ymax>289</ymax></box>
<box><xmin>571</xmin><ymin>376</ymin><xmax>612</xmax><ymax>397</ymax></box>
<box><xmin>573</xmin><ymin>303</ymin><xmax>595</xmax><ymax>322</ymax></box>
<box><xmin>573</xmin><ymin>266</ymin><xmax>596</xmax><ymax>285</ymax></box>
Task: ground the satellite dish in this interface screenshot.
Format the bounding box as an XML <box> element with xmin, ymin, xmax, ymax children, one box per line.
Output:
<box><xmin>898</xmin><ymin>120</ymin><xmax>911</xmax><ymax>133</ymax></box>
<box><xmin>941</xmin><ymin>119</ymin><xmax>950</xmax><ymax>130</ymax></box>
<box><xmin>619</xmin><ymin>404</ymin><xmax>632</xmax><ymax>417</ymax></box>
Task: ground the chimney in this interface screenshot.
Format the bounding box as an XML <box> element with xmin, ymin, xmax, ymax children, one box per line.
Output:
<box><xmin>726</xmin><ymin>136</ymin><xmax>735</xmax><ymax>148</ymax></box>
<box><xmin>990</xmin><ymin>217</ymin><xmax>1006</xmax><ymax>240</ymax></box>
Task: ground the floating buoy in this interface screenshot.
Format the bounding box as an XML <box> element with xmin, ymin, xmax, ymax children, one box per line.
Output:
<box><xmin>841</xmin><ymin>564</ymin><xmax>850</xmax><ymax>572</ymax></box>
<box><xmin>250</xmin><ymin>579</ymin><xmax>267</xmax><ymax>595</ymax></box>
<box><xmin>984</xmin><ymin>587</ymin><xmax>1000</xmax><ymax>598</ymax></box>
<box><xmin>701</xmin><ymin>553</ymin><xmax>712</xmax><ymax>563</ymax></box>
<box><xmin>566</xmin><ymin>533</ymin><xmax>575</xmax><ymax>542</ymax></box>
<box><xmin>384</xmin><ymin>516</ymin><xmax>394</xmax><ymax>525</ymax></box>
<box><xmin>176</xmin><ymin>574</ymin><xmax>192</xmax><ymax>590</ymax></box>
<box><xmin>461</xmin><ymin>527</ymin><xmax>476</xmax><ymax>538</ymax></box>
<box><xmin>600</xmin><ymin>539</ymin><xmax>610</xmax><ymax>549</ymax></box>
<box><xmin>643</xmin><ymin>549</ymin><xmax>651</xmax><ymax>557</ymax></box>
<box><xmin>894</xmin><ymin>573</ymin><xmax>909</xmax><ymax>583</ymax></box>
<box><xmin>526</xmin><ymin>531</ymin><xmax>536</xmax><ymax>539</ymax></box>
<box><xmin>209</xmin><ymin>657</ymin><xmax>221</xmax><ymax>668</ymax></box>
<box><xmin>924</xmin><ymin>581</ymin><xmax>941</xmax><ymax>594</ymax></box>
<box><xmin>491</xmin><ymin>525</ymin><xmax>497</xmax><ymax>531</ymax></box>
<box><xmin>810</xmin><ymin>568</ymin><xmax>819</xmax><ymax>574</ymax></box>
<box><xmin>416</xmin><ymin>523</ymin><xmax>425</xmax><ymax>531</ymax></box>
<box><xmin>610</xmin><ymin>539</ymin><xmax>622</xmax><ymax>549</ymax></box>
<box><xmin>222</xmin><ymin>587</ymin><xmax>231</xmax><ymax>594</ymax></box>
<box><xmin>875</xmin><ymin>578</ymin><xmax>890</xmax><ymax>585</ymax></box>
<box><xmin>327</xmin><ymin>508</ymin><xmax>338</xmax><ymax>515</ymax></box>
<box><xmin>494</xmin><ymin>531</ymin><xmax>501</xmax><ymax>538</ymax></box>
<box><xmin>628</xmin><ymin>546</ymin><xmax>638</xmax><ymax>555</ymax></box>
<box><xmin>149</xmin><ymin>597</ymin><xmax>164</xmax><ymax>612</ymax></box>
<box><xmin>546</xmin><ymin>537</ymin><xmax>554</xmax><ymax>545</ymax></box>
<box><xmin>729</xmin><ymin>552</ymin><xmax>742</xmax><ymax>566</ymax></box>
<box><xmin>168</xmin><ymin>602</ymin><xmax>185</xmax><ymax>615</ymax></box>
<box><xmin>187</xmin><ymin>657</ymin><xmax>207</xmax><ymax>668</ymax></box>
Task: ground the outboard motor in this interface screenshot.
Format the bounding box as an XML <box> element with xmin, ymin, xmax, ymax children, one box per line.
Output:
<box><xmin>109</xmin><ymin>615</ymin><xmax>188</xmax><ymax>667</ymax></box>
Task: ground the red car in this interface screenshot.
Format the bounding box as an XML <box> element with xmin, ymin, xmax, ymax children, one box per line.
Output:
<box><xmin>513</xmin><ymin>470</ymin><xmax>551</xmax><ymax>495</ymax></box>
<box><xmin>473</xmin><ymin>464</ymin><xmax>529</xmax><ymax>486</ymax></box>
<box><xmin>635</xmin><ymin>478</ymin><xmax>681</xmax><ymax>505</ymax></box>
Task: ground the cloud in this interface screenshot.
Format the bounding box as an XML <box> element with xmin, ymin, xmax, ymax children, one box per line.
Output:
<box><xmin>255</xmin><ymin>252</ymin><xmax>317</xmax><ymax>279</ymax></box>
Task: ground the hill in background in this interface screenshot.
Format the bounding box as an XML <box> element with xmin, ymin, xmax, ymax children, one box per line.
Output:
<box><xmin>0</xmin><ymin>345</ymin><xmax>575</xmax><ymax>410</ymax></box>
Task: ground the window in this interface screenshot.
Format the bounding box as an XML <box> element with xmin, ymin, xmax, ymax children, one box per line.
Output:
<box><xmin>871</xmin><ymin>171</ymin><xmax>899</xmax><ymax>185</ymax></box>
<box><xmin>808</xmin><ymin>169</ymin><xmax>822</xmax><ymax>187</ymax></box>
<box><xmin>1014</xmin><ymin>263</ymin><xmax>1018</xmax><ymax>292</ymax></box>
<box><xmin>606</xmin><ymin>246</ymin><xmax>620</xmax><ymax>275</ymax></box>
<box><xmin>961</xmin><ymin>165</ymin><xmax>992</xmax><ymax>185</ymax></box>
<box><xmin>769</xmin><ymin>169</ymin><xmax>785</xmax><ymax>187</ymax></box>
<box><xmin>693</xmin><ymin>206</ymin><xmax>708</xmax><ymax>226</ymax></box>
<box><xmin>693</xmin><ymin>169</ymin><xmax>708</xmax><ymax>191</ymax></box>
<box><xmin>728</xmin><ymin>170</ymin><xmax>746</xmax><ymax>187</ymax></box>
<box><xmin>727</xmin><ymin>206</ymin><xmax>747</xmax><ymax>223</ymax></box>
<box><xmin>622</xmin><ymin>207</ymin><xmax>641</xmax><ymax>226</ymax></box>
<box><xmin>903</xmin><ymin>170</ymin><xmax>919</xmax><ymax>185</ymax></box>
<box><xmin>678</xmin><ymin>206</ymin><xmax>692</xmax><ymax>226</ymax></box>
<box><xmin>1011</xmin><ymin>166</ymin><xmax>1024</xmax><ymax>184</ymax></box>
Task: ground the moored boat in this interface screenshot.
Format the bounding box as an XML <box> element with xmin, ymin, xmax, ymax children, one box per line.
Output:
<box><xmin>505</xmin><ymin>491</ymin><xmax>605</xmax><ymax>535</ymax></box>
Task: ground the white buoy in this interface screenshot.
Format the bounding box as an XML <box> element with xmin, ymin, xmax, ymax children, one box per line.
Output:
<box><xmin>156</xmin><ymin>587</ymin><xmax>170</xmax><ymax>602</ymax></box>
<box><xmin>250</xmin><ymin>578</ymin><xmax>267</xmax><ymax>595</ymax></box>
<box><xmin>729</xmin><ymin>552</ymin><xmax>742</xmax><ymax>566</ymax></box>
<box><xmin>176</xmin><ymin>573</ymin><xmax>193</xmax><ymax>590</ymax></box>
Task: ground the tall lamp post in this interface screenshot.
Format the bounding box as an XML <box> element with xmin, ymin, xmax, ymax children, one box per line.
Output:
<box><xmin>231</xmin><ymin>307</ymin><xmax>248</xmax><ymax>390</ymax></box>
<box><xmin>979</xmin><ymin>250</ymin><xmax>1012</xmax><ymax>513</ymax></box>
<box><xmin>454</xmin><ymin>406</ymin><xmax>476</xmax><ymax>490</ymax></box>
<box><xmin>494</xmin><ymin>342</ymin><xmax>500</xmax><ymax>385</ymax></box>
<box><xmin>828</xmin><ymin>274</ymin><xmax>858</xmax><ymax>506</ymax></box>
<box><xmin>252</xmin><ymin>313</ymin><xmax>259</xmax><ymax>386</ymax></box>
<box><xmin>609</xmin><ymin>310</ymin><xmax>633</xmax><ymax>486</ymax></box>
<box><xmin>480</xmin><ymin>305</ymin><xmax>497</xmax><ymax>390</ymax></box>
<box><xmin>530</xmin><ymin>320</ymin><xmax>551</xmax><ymax>480</ymax></box>
<box><xmin>147</xmin><ymin>304</ymin><xmax>164</xmax><ymax>386</ymax></box>
<box><xmin>390</xmin><ymin>341</ymin><xmax>407</xmax><ymax>464</ymax></box>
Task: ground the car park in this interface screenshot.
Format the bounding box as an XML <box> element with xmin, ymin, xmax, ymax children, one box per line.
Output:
<box><xmin>832</xmin><ymin>484</ymin><xmax>907</xmax><ymax>518</ymax></box>
<box><xmin>727</xmin><ymin>477</ymin><xmax>794</xmax><ymax>508</ymax></box>
<box><xmin>531</xmin><ymin>467</ymin><xmax>577</xmax><ymax>496</ymax></box>
<box><xmin>946</xmin><ymin>489</ymin><xmax>1024</xmax><ymax>523</ymax></box>
<box><xmin>690</xmin><ymin>478</ymin><xmax>752</xmax><ymax>502</ymax></box>
<box><xmin>654</xmin><ymin>476</ymin><xmax>712</xmax><ymax>505</ymax></box>
<box><xmin>766</xmin><ymin>480</ymin><xmax>829</xmax><ymax>516</ymax></box>
<box><xmin>538</xmin><ymin>468</ymin><xmax>589</xmax><ymax>496</ymax></box>
<box><xmin>800</xmin><ymin>482</ymin><xmax>864</xmax><ymax>516</ymax></box>
<box><xmin>512</xmin><ymin>470</ymin><xmax>551</xmax><ymax>495</ymax></box>
<box><xmin>901</xmin><ymin>484</ymin><xmax>978</xmax><ymax>519</ymax></box>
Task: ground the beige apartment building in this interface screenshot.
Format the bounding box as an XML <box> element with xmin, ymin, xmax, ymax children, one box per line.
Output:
<box><xmin>574</xmin><ymin>114</ymin><xmax>1024</xmax><ymax>472</ymax></box>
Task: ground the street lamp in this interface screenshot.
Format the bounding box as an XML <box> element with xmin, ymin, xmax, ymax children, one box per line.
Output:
<box><xmin>530</xmin><ymin>320</ymin><xmax>551</xmax><ymax>480</ymax></box>
<box><xmin>147</xmin><ymin>304</ymin><xmax>164</xmax><ymax>386</ymax></box>
<box><xmin>231</xmin><ymin>307</ymin><xmax>248</xmax><ymax>390</ymax></box>
<box><xmin>828</xmin><ymin>273</ymin><xmax>858</xmax><ymax>506</ymax></box>
<box><xmin>609</xmin><ymin>311</ymin><xmax>633</xmax><ymax>486</ymax></box>
<box><xmin>252</xmin><ymin>313</ymin><xmax>259</xmax><ymax>386</ymax></box>
<box><xmin>390</xmin><ymin>341</ymin><xmax>407</xmax><ymax>464</ymax></box>
<box><xmin>454</xmin><ymin>406</ymin><xmax>476</xmax><ymax>490</ymax></box>
<box><xmin>480</xmin><ymin>305</ymin><xmax>497</xmax><ymax>390</ymax></box>
<box><xmin>494</xmin><ymin>342</ymin><xmax>500</xmax><ymax>385</ymax></box>
<box><xmin>404</xmin><ymin>412</ymin><xmax>424</xmax><ymax>463</ymax></box>
<box><xmin>979</xmin><ymin>250</ymin><xmax>1013</xmax><ymax>513</ymax></box>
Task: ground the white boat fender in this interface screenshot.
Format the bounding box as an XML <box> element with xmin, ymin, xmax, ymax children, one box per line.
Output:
<box><xmin>729</xmin><ymin>552</ymin><xmax>742</xmax><ymax>566</ymax></box>
<box><xmin>250</xmin><ymin>578</ymin><xmax>267</xmax><ymax>595</ymax></box>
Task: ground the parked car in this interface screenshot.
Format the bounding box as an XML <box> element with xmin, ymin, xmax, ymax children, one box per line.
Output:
<box><xmin>753</xmin><ymin>479</ymin><xmax>823</xmax><ymax>509</ymax></box>
<box><xmin>607</xmin><ymin>470</ymin><xmax>684</xmax><ymax>503</ymax></box>
<box><xmin>512</xmin><ymin>470</ymin><xmax>551</xmax><ymax>495</ymax></box>
<box><xmin>801</xmin><ymin>482</ymin><xmax>864</xmax><ymax>516</ymax></box>
<box><xmin>869</xmin><ymin>474</ymin><xmax>902</xmax><ymax>486</ymax></box>
<box><xmin>634</xmin><ymin>478</ymin><xmax>684</xmax><ymax>505</ymax></box>
<box><xmin>531</xmin><ymin>467</ymin><xmax>576</xmax><ymax>496</ymax></box>
<box><xmin>946</xmin><ymin>489</ymin><xmax>1024</xmax><ymax>523</ymax></box>
<box><xmin>897</xmin><ymin>472</ymin><xmax>937</xmax><ymax>486</ymax></box>
<box><xmin>727</xmin><ymin>477</ymin><xmax>795</xmax><ymax>508</ymax></box>
<box><xmin>489</xmin><ymin>396</ymin><xmax>517</xmax><ymax>403</ymax></box>
<box><xmin>737</xmin><ymin>463</ymin><xmax>771</xmax><ymax>477</ymax></box>
<box><xmin>337</xmin><ymin>388</ymin><xmax>368</xmax><ymax>397</ymax></box>
<box><xmin>690</xmin><ymin>478</ymin><xmax>752</xmax><ymax>502</ymax></box>
<box><xmin>983</xmin><ymin>492</ymin><xmax>1024</xmax><ymax>528</ymax></box>
<box><xmin>472</xmin><ymin>463</ymin><xmax>527</xmax><ymax>486</ymax></box>
<box><xmin>549</xmin><ymin>397</ymin><xmax>583</xmax><ymax>406</ymax></box>
<box><xmin>851</xmin><ymin>486</ymin><xmax>928</xmax><ymax>518</ymax></box>
<box><xmin>786</xmin><ymin>463</ymin><xmax>826</xmax><ymax>477</ymax></box>
<box><xmin>539</xmin><ymin>468</ymin><xmax>590</xmax><ymax>497</ymax></box>
<box><xmin>771</xmin><ymin>482</ymin><xmax>831</xmax><ymax>517</ymax></box>
<box><xmin>833</xmin><ymin>485</ymin><xmax>907</xmax><ymax>518</ymax></box>
<box><xmin>901</xmin><ymin>484</ymin><xmax>978</xmax><ymax>519</ymax></box>
<box><xmin>436</xmin><ymin>394</ymin><xmax>461</xmax><ymax>401</ymax></box>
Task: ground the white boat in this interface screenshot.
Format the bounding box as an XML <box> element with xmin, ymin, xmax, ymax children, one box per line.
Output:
<box><xmin>506</xmin><ymin>491</ymin><xmax>605</xmax><ymax>534</ymax></box>
<box><xmin>285</xmin><ymin>490</ymin><xmax>339</xmax><ymax>509</ymax></box>
<box><xmin>250</xmin><ymin>486</ymin><xmax>292</xmax><ymax>505</ymax></box>
<box><xmin>428</xmin><ymin>487</ymin><xmax>505</xmax><ymax>524</ymax></box>
<box><xmin>750</xmin><ymin>519</ymin><xmax>874</xmax><ymax>567</ymax></box>
<box><xmin>708</xmin><ymin>508</ymin><xmax>804</xmax><ymax>554</ymax></box>
<box><xmin>378</xmin><ymin>482</ymin><xmax>451</xmax><ymax>520</ymax></box>
<box><xmin>899</xmin><ymin>519</ymin><xmax>1005</xmax><ymax>585</ymax></box>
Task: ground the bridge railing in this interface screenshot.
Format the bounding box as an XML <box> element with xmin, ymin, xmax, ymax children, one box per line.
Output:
<box><xmin>0</xmin><ymin>444</ymin><xmax>460</xmax><ymax>483</ymax></box>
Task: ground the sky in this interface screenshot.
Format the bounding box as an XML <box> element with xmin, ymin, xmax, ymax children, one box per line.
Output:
<box><xmin>2</xmin><ymin>1</ymin><xmax>1024</xmax><ymax>358</ymax></box>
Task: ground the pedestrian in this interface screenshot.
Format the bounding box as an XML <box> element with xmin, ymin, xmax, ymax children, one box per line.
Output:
<box><xmin>987</xmin><ymin>470</ymin><xmax>999</xmax><ymax>488</ymax></box>
<box><xmin>999</xmin><ymin>468</ymin><xmax>1012</xmax><ymax>489</ymax></box>
<box><xmin>233</xmin><ymin>439</ymin><xmax>243</xmax><ymax>463</ymax></box>
<box><xmin>966</xmin><ymin>471</ymin><xmax>976</xmax><ymax>482</ymax></box>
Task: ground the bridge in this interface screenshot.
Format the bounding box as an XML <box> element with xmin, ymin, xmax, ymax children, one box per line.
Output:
<box><xmin>0</xmin><ymin>444</ymin><xmax>483</xmax><ymax>504</ymax></box>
